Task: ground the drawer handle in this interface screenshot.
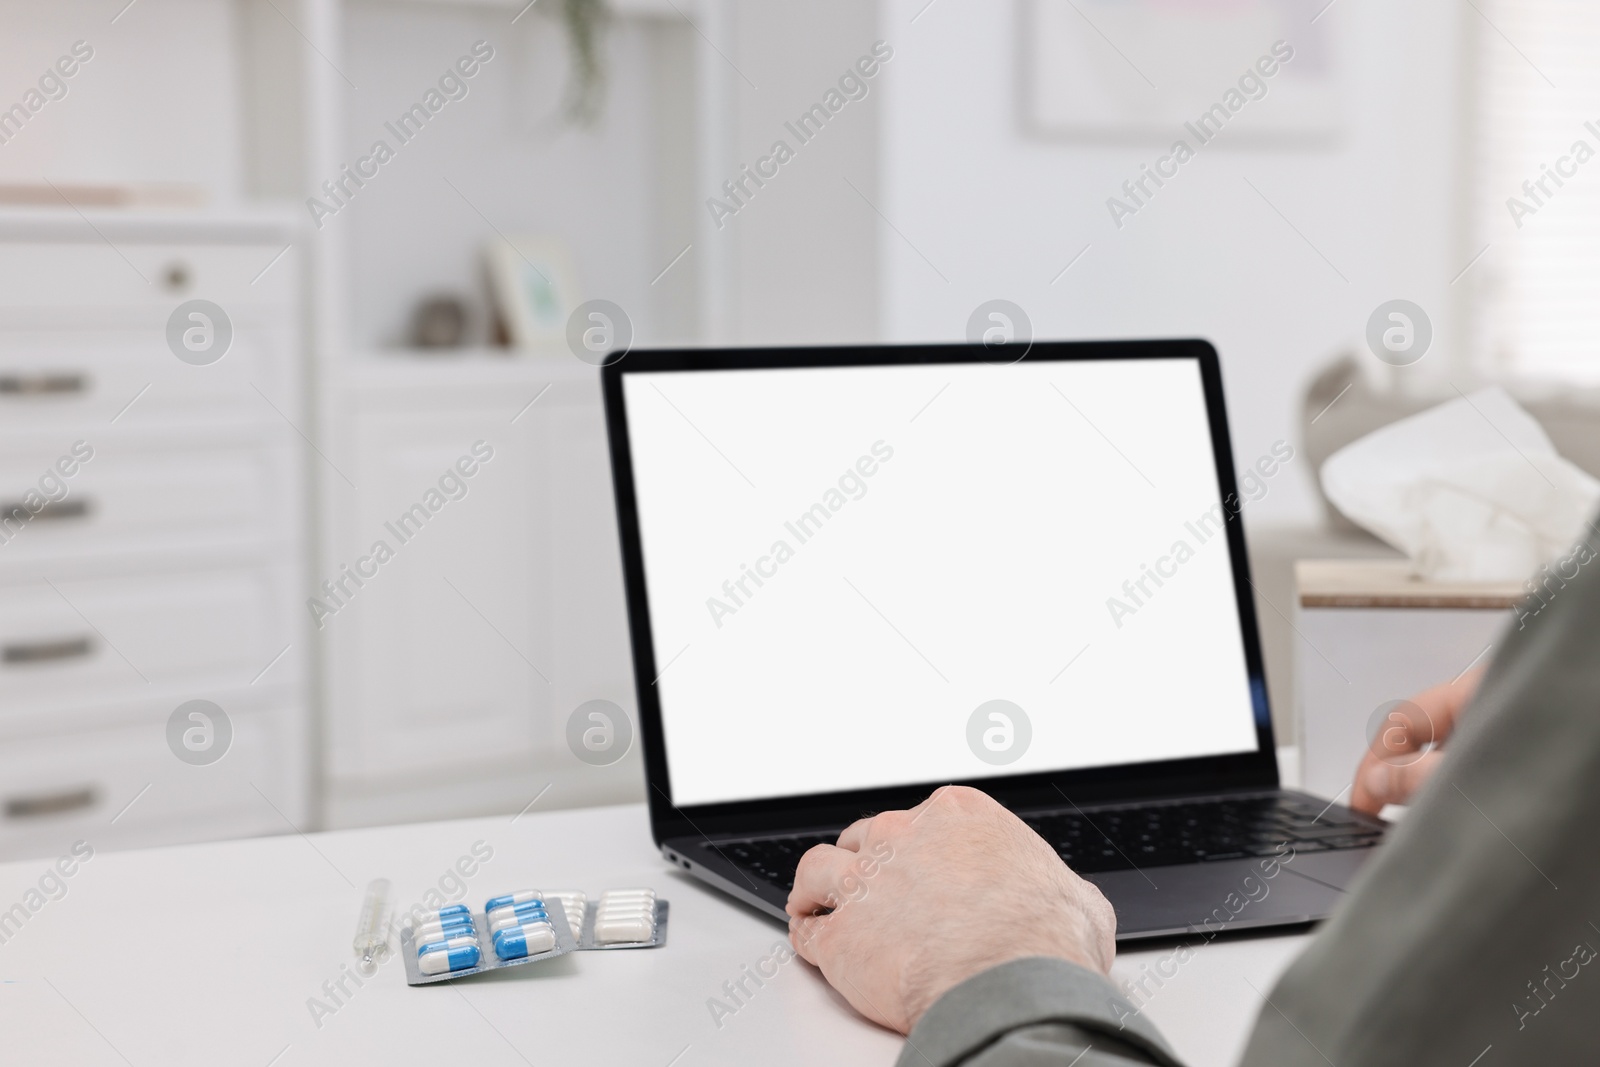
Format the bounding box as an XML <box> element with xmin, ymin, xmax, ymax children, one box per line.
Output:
<box><xmin>0</xmin><ymin>372</ymin><xmax>87</xmax><ymax>396</ymax></box>
<box><xmin>5</xmin><ymin>787</ymin><xmax>98</xmax><ymax>820</ymax></box>
<box><xmin>0</xmin><ymin>498</ymin><xmax>91</xmax><ymax>522</ymax></box>
<box><xmin>2</xmin><ymin>636</ymin><xmax>94</xmax><ymax>664</ymax></box>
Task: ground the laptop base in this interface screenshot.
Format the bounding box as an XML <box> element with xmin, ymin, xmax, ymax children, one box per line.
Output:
<box><xmin>662</xmin><ymin>788</ymin><xmax>1381</xmax><ymax>942</ymax></box>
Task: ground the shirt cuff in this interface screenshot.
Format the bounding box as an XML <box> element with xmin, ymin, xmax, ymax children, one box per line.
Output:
<box><xmin>897</xmin><ymin>956</ymin><xmax>1184</xmax><ymax>1067</ymax></box>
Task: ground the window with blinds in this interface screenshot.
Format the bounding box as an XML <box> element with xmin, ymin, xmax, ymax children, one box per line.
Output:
<box><xmin>1473</xmin><ymin>2</ymin><xmax>1600</xmax><ymax>383</ymax></box>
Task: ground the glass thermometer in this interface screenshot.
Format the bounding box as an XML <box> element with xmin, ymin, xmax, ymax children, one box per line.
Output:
<box><xmin>352</xmin><ymin>878</ymin><xmax>393</xmax><ymax>973</ymax></box>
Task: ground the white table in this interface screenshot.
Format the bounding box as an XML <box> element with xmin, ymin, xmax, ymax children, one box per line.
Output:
<box><xmin>0</xmin><ymin>804</ymin><xmax>1308</xmax><ymax>1066</ymax></box>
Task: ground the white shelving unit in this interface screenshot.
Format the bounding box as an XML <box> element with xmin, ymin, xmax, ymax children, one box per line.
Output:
<box><xmin>0</xmin><ymin>0</ymin><xmax>882</xmax><ymax>838</ymax></box>
<box><xmin>281</xmin><ymin>0</ymin><xmax>728</xmax><ymax>824</ymax></box>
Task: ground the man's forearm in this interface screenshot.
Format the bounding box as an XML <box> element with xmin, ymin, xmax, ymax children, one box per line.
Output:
<box><xmin>896</xmin><ymin>957</ymin><xmax>1185</xmax><ymax>1067</ymax></box>
<box><xmin>1234</xmin><ymin>521</ymin><xmax>1600</xmax><ymax>1064</ymax></box>
<box><xmin>905</xmin><ymin>515</ymin><xmax>1600</xmax><ymax>1066</ymax></box>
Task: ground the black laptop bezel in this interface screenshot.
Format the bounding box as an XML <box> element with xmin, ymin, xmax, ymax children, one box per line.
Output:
<box><xmin>601</xmin><ymin>340</ymin><xmax>1280</xmax><ymax>846</ymax></box>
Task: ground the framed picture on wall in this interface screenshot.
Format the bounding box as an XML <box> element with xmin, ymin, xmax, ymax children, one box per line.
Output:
<box><xmin>486</xmin><ymin>236</ymin><xmax>581</xmax><ymax>350</ymax></box>
<box><xmin>1021</xmin><ymin>0</ymin><xmax>1342</xmax><ymax>145</ymax></box>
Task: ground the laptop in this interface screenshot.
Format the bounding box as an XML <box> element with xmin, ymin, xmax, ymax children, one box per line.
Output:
<box><xmin>599</xmin><ymin>340</ymin><xmax>1385</xmax><ymax>942</ymax></box>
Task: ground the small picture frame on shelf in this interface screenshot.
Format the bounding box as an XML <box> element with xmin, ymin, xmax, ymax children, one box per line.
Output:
<box><xmin>485</xmin><ymin>237</ymin><xmax>580</xmax><ymax>351</ymax></box>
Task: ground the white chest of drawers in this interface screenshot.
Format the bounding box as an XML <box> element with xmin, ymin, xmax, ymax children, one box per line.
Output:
<box><xmin>0</xmin><ymin>210</ymin><xmax>310</xmax><ymax>860</ymax></box>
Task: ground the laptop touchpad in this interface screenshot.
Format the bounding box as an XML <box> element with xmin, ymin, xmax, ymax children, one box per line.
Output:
<box><xmin>1089</xmin><ymin>857</ymin><xmax>1344</xmax><ymax>939</ymax></box>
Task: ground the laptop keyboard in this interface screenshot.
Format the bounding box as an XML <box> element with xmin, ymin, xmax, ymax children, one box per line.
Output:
<box><xmin>709</xmin><ymin>833</ymin><xmax>841</xmax><ymax>893</ymax></box>
<box><xmin>1021</xmin><ymin>795</ymin><xmax>1381</xmax><ymax>873</ymax></box>
<box><xmin>706</xmin><ymin>794</ymin><xmax>1383</xmax><ymax>894</ymax></box>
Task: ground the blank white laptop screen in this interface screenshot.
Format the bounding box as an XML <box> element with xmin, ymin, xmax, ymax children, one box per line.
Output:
<box><xmin>621</xmin><ymin>359</ymin><xmax>1262</xmax><ymax>807</ymax></box>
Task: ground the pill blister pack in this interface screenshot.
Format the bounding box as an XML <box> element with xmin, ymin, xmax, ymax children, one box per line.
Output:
<box><xmin>400</xmin><ymin>894</ymin><xmax>577</xmax><ymax>986</ymax></box>
<box><xmin>556</xmin><ymin>888</ymin><xmax>670</xmax><ymax>951</ymax></box>
<box><xmin>401</xmin><ymin>888</ymin><xmax>666</xmax><ymax>986</ymax></box>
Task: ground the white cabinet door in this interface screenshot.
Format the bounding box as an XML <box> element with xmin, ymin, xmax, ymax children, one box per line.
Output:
<box><xmin>537</xmin><ymin>392</ymin><xmax>638</xmax><ymax>755</ymax></box>
<box><xmin>326</xmin><ymin>384</ymin><xmax>549</xmax><ymax>781</ymax></box>
<box><xmin>322</xmin><ymin>363</ymin><xmax>643</xmax><ymax>819</ymax></box>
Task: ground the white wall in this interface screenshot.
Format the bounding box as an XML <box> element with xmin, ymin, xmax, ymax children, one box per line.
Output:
<box><xmin>716</xmin><ymin>0</ymin><xmax>884</xmax><ymax>345</ymax></box>
<box><xmin>876</xmin><ymin>0</ymin><xmax>1471</xmax><ymax>524</ymax></box>
<box><xmin>0</xmin><ymin>0</ymin><xmax>243</xmax><ymax>199</ymax></box>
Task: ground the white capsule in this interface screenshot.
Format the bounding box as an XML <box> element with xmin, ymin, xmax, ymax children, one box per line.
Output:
<box><xmin>598</xmin><ymin>896</ymin><xmax>654</xmax><ymax>910</ymax></box>
<box><xmin>601</xmin><ymin>888</ymin><xmax>654</xmax><ymax>900</ymax></box>
<box><xmin>551</xmin><ymin>899</ymin><xmax>586</xmax><ymax>930</ymax></box>
<box><xmin>545</xmin><ymin>890</ymin><xmax>586</xmax><ymax>915</ymax></box>
<box><xmin>599</xmin><ymin>900</ymin><xmax>653</xmax><ymax>913</ymax></box>
<box><xmin>595</xmin><ymin>914</ymin><xmax>655</xmax><ymax>944</ymax></box>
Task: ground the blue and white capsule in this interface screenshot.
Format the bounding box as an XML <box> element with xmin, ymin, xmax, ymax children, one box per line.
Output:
<box><xmin>418</xmin><ymin>941</ymin><xmax>481</xmax><ymax>975</ymax></box>
<box><xmin>490</xmin><ymin>908</ymin><xmax>548</xmax><ymax>934</ymax></box>
<box><xmin>488</xmin><ymin>898</ymin><xmax>547</xmax><ymax>920</ymax></box>
<box><xmin>493</xmin><ymin>922</ymin><xmax>556</xmax><ymax>960</ymax></box>
<box><xmin>417</xmin><ymin>911</ymin><xmax>477</xmax><ymax>931</ymax></box>
<box><xmin>417</xmin><ymin>935</ymin><xmax>479</xmax><ymax>957</ymax></box>
<box><xmin>484</xmin><ymin>890</ymin><xmax>543</xmax><ymax>913</ymax></box>
<box><xmin>492</xmin><ymin>916</ymin><xmax>552</xmax><ymax>939</ymax></box>
<box><xmin>488</xmin><ymin>900</ymin><xmax>548</xmax><ymax>922</ymax></box>
<box><xmin>414</xmin><ymin>918</ymin><xmax>477</xmax><ymax>945</ymax></box>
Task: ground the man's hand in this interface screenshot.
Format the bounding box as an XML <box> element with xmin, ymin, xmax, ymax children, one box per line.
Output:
<box><xmin>1350</xmin><ymin>667</ymin><xmax>1482</xmax><ymax>815</ymax></box>
<box><xmin>786</xmin><ymin>785</ymin><xmax>1115</xmax><ymax>1035</ymax></box>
